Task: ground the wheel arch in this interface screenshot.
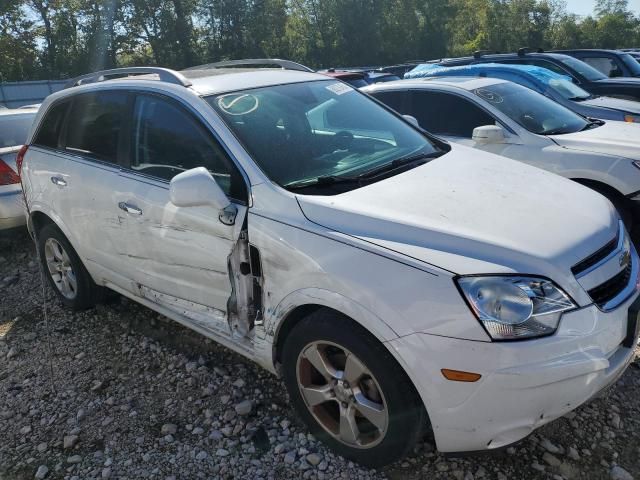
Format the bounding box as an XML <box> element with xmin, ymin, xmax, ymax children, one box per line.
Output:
<box><xmin>571</xmin><ymin>177</ymin><xmax>627</xmax><ymax>201</ymax></box>
<box><xmin>269</xmin><ymin>288</ymin><xmax>400</xmax><ymax>369</ymax></box>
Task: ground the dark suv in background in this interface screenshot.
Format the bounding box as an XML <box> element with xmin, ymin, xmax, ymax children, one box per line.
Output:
<box><xmin>433</xmin><ymin>48</ymin><xmax>640</xmax><ymax>101</ymax></box>
<box><xmin>553</xmin><ymin>49</ymin><xmax>640</xmax><ymax>78</ymax></box>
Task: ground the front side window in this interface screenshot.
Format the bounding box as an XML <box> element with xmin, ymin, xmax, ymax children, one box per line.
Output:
<box><xmin>207</xmin><ymin>81</ymin><xmax>440</xmax><ymax>191</ymax></box>
<box><xmin>0</xmin><ymin>113</ymin><xmax>36</xmax><ymax>148</ymax></box>
<box><xmin>65</xmin><ymin>92</ymin><xmax>128</xmax><ymax>163</ymax></box>
<box><xmin>473</xmin><ymin>82</ymin><xmax>589</xmax><ymax>135</ymax></box>
<box><xmin>409</xmin><ymin>91</ymin><xmax>495</xmax><ymax>138</ymax></box>
<box><xmin>581</xmin><ymin>57</ymin><xmax>623</xmax><ymax>78</ymax></box>
<box><xmin>130</xmin><ymin>94</ymin><xmax>245</xmax><ymax>200</ymax></box>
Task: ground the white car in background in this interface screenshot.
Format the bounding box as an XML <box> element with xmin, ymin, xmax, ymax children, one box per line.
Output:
<box><xmin>364</xmin><ymin>77</ymin><xmax>640</xmax><ymax>227</ymax></box>
<box><xmin>20</xmin><ymin>67</ymin><xmax>640</xmax><ymax>466</ymax></box>
<box><xmin>0</xmin><ymin>106</ymin><xmax>38</xmax><ymax>229</ymax></box>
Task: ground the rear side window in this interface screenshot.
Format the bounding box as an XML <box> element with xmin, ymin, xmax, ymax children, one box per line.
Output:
<box><xmin>410</xmin><ymin>91</ymin><xmax>495</xmax><ymax>138</ymax></box>
<box><xmin>0</xmin><ymin>113</ymin><xmax>35</xmax><ymax>148</ymax></box>
<box><xmin>64</xmin><ymin>92</ymin><xmax>128</xmax><ymax>164</ymax></box>
<box><xmin>33</xmin><ymin>102</ymin><xmax>69</xmax><ymax>149</ymax></box>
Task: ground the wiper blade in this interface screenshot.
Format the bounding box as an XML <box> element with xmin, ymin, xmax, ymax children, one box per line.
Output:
<box><xmin>285</xmin><ymin>175</ymin><xmax>363</xmax><ymax>191</ymax></box>
<box><xmin>357</xmin><ymin>151</ymin><xmax>442</xmax><ymax>179</ymax></box>
<box><xmin>569</xmin><ymin>96</ymin><xmax>591</xmax><ymax>102</ymax></box>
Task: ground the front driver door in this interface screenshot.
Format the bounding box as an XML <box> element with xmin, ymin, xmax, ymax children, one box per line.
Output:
<box><xmin>115</xmin><ymin>92</ymin><xmax>249</xmax><ymax>334</ymax></box>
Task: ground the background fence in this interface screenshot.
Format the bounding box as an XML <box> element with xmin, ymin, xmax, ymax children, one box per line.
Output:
<box><xmin>0</xmin><ymin>80</ymin><xmax>66</xmax><ymax>108</ymax></box>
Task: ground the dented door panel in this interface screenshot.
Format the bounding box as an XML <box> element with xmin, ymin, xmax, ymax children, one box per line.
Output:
<box><xmin>116</xmin><ymin>172</ymin><xmax>247</xmax><ymax>320</ymax></box>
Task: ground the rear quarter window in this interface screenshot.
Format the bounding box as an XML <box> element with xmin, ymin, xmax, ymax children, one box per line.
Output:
<box><xmin>33</xmin><ymin>101</ymin><xmax>69</xmax><ymax>150</ymax></box>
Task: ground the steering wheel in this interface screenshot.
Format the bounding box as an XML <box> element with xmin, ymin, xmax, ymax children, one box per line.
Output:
<box><xmin>333</xmin><ymin>130</ymin><xmax>354</xmax><ymax>151</ymax></box>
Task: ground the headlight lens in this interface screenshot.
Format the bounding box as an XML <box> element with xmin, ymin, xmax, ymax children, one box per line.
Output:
<box><xmin>624</xmin><ymin>114</ymin><xmax>640</xmax><ymax>123</ymax></box>
<box><xmin>456</xmin><ymin>276</ymin><xmax>576</xmax><ymax>340</ymax></box>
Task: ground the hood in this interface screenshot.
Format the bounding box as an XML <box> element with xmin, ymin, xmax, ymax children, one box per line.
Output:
<box><xmin>550</xmin><ymin>121</ymin><xmax>640</xmax><ymax>160</ymax></box>
<box><xmin>296</xmin><ymin>145</ymin><xmax>617</xmax><ymax>279</ymax></box>
<box><xmin>581</xmin><ymin>95</ymin><xmax>640</xmax><ymax>116</ymax></box>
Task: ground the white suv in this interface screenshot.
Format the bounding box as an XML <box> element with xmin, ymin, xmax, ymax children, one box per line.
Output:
<box><xmin>20</xmin><ymin>67</ymin><xmax>640</xmax><ymax>466</ymax></box>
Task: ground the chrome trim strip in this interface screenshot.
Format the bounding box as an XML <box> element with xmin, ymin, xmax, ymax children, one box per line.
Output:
<box><xmin>599</xmin><ymin>244</ymin><xmax>639</xmax><ymax>312</ymax></box>
<box><xmin>575</xmin><ymin>221</ymin><xmax>625</xmax><ymax>280</ymax></box>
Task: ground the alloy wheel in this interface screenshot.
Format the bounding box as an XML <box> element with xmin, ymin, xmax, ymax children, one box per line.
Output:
<box><xmin>44</xmin><ymin>238</ymin><xmax>77</xmax><ymax>300</ymax></box>
<box><xmin>296</xmin><ymin>341</ymin><xmax>389</xmax><ymax>449</ymax></box>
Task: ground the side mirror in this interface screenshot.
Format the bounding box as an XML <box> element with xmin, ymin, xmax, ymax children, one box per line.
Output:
<box><xmin>170</xmin><ymin>167</ymin><xmax>237</xmax><ymax>225</ymax></box>
<box><xmin>403</xmin><ymin>114</ymin><xmax>420</xmax><ymax>127</ymax></box>
<box><xmin>472</xmin><ymin>125</ymin><xmax>506</xmax><ymax>145</ymax></box>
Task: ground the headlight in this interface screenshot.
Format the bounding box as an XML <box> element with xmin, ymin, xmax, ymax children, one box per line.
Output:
<box><xmin>456</xmin><ymin>276</ymin><xmax>576</xmax><ymax>340</ymax></box>
<box><xmin>624</xmin><ymin>114</ymin><xmax>640</xmax><ymax>123</ymax></box>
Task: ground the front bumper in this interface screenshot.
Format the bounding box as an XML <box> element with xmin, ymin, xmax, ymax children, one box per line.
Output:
<box><xmin>387</xmin><ymin>293</ymin><xmax>640</xmax><ymax>453</ymax></box>
<box><xmin>0</xmin><ymin>188</ymin><xmax>26</xmax><ymax>230</ymax></box>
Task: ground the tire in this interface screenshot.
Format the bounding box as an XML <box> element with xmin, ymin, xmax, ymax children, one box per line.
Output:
<box><xmin>281</xmin><ymin>309</ymin><xmax>427</xmax><ymax>467</ymax></box>
<box><xmin>37</xmin><ymin>224</ymin><xmax>99</xmax><ymax>310</ymax></box>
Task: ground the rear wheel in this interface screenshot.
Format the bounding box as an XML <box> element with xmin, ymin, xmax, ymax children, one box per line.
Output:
<box><xmin>37</xmin><ymin>224</ymin><xmax>100</xmax><ymax>310</ymax></box>
<box><xmin>282</xmin><ymin>309</ymin><xmax>427</xmax><ymax>467</ymax></box>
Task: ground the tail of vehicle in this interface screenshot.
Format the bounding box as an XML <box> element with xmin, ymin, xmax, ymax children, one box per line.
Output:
<box><xmin>0</xmin><ymin>152</ymin><xmax>21</xmax><ymax>186</ymax></box>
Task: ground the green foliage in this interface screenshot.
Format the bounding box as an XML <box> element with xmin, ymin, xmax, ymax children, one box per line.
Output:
<box><xmin>1</xmin><ymin>0</ymin><xmax>640</xmax><ymax>82</ymax></box>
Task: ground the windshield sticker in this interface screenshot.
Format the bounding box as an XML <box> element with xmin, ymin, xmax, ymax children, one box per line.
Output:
<box><xmin>217</xmin><ymin>93</ymin><xmax>260</xmax><ymax>115</ymax></box>
<box><xmin>325</xmin><ymin>82</ymin><xmax>353</xmax><ymax>96</ymax></box>
<box><xmin>474</xmin><ymin>88</ymin><xmax>503</xmax><ymax>104</ymax></box>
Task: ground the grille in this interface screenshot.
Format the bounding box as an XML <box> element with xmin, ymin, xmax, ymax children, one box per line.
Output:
<box><xmin>587</xmin><ymin>262</ymin><xmax>632</xmax><ymax>308</ymax></box>
<box><xmin>571</xmin><ymin>235</ymin><xmax>618</xmax><ymax>276</ymax></box>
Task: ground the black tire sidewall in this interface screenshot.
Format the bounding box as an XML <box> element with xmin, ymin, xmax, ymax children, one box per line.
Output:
<box><xmin>282</xmin><ymin>310</ymin><xmax>425</xmax><ymax>467</ymax></box>
<box><xmin>37</xmin><ymin>224</ymin><xmax>94</xmax><ymax>310</ymax></box>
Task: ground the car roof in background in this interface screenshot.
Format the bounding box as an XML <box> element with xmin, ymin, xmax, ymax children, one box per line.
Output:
<box><xmin>438</xmin><ymin>51</ymin><xmax>580</xmax><ymax>65</ymax></box>
<box><xmin>364</xmin><ymin>75</ymin><xmax>507</xmax><ymax>92</ymax></box>
<box><xmin>404</xmin><ymin>62</ymin><xmax>572</xmax><ymax>86</ymax></box>
<box><xmin>0</xmin><ymin>106</ymin><xmax>39</xmax><ymax>116</ymax></box>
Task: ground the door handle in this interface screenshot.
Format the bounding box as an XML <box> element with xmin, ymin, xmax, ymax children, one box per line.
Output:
<box><xmin>118</xmin><ymin>202</ymin><xmax>142</xmax><ymax>216</ymax></box>
<box><xmin>51</xmin><ymin>176</ymin><xmax>67</xmax><ymax>187</ymax></box>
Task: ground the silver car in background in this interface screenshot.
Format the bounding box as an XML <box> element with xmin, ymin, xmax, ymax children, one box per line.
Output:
<box><xmin>0</xmin><ymin>106</ymin><xmax>38</xmax><ymax>229</ymax></box>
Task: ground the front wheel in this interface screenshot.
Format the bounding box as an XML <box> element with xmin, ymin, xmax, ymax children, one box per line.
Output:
<box><xmin>281</xmin><ymin>309</ymin><xmax>427</xmax><ymax>467</ymax></box>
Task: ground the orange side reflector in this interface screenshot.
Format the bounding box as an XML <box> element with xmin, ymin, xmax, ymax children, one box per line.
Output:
<box><xmin>441</xmin><ymin>369</ymin><xmax>482</xmax><ymax>382</ymax></box>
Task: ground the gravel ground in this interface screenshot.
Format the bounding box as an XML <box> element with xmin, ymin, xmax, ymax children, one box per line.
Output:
<box><xmin>0</xmin><ymin>228</ymin><xmax>639</xmax><ymax>480</ymax></box>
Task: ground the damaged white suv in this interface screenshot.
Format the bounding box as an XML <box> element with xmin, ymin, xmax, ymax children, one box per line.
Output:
<box><xmin>20</xmin><ymin>66</ymin><xmax>640</xmax><ymax>467</ymax></box>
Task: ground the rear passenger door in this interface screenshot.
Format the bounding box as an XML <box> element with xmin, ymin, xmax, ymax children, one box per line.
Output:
<box><xmin>115</xmin><ymin>92</ymin><xmax>249</xmax><ymax>329</ymax></box>
<box><xmin>29</xmin><ymin>91</ymin><xmax>132</xmax><ymax>285</ymax></box>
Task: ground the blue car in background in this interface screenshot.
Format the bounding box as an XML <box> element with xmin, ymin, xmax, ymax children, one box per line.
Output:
<box><xmin>406</xmin><ymin>63</ymin><xmax>640</xmax><ymax>123</ymax></box>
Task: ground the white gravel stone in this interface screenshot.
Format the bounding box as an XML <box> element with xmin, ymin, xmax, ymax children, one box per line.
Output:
<box><xmin>34</xmin><ymin>465</ymin><xmax>48</xmax><ymax>479</ymax></box>
<box><xmin>234</xmin><ymin>400</ymin><xmax>252</xmax><ymax>416</ymax></box>
<box><xmin>610</xmin><ymin>466</ymin><xmax>634</xmax><ymax>480</ymax></box>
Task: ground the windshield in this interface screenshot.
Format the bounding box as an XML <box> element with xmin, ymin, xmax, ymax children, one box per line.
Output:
<box><xmin>207</xmin><ymin>80</ymin><xmax>438</xmax><ymax>189</ymax></box>
<box><xmin>620</xmin><ymin>53</ymin><xmax>640</xmax><ymax>76</ymax></box>
<box><xmin>558</xmin><ymin>56</ymin><xmax>608</xmax><ymax>81</ymax></box>
<box><xmin>0</xmin><ymin>113</ymin><xmax>35</xmax><ymax>148</ymax></box>
<box><xmin>547</xmin><ymin>77</ymin><xmax>591</xmax><ymax>100</ymax></box>
<box><xmin>473</xmin><ymin>82</ymin><xmax>589</xmax><ymax>135</ymax></box>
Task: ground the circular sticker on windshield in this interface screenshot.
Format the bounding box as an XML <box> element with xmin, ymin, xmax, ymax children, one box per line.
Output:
<box><xmin>474</xmin><ymin>88</ymin><xmax>503</xmax><ymax>104</ymax></box>
<box><xmin>217</xmin><ymin>93</ymin><xmax>260</xmax><ymax>115</ymax></box>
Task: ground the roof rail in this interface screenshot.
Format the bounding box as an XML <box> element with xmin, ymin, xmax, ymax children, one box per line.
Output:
<box><xmin>185</xmin><ymin>58</ymin><xmax>314</xmax><ymax>73</ymax></box>
<box><xmin>473</xmin><ymin>50</ymin><xmax>500</xmax><ymax>59</ymax></box>
<box><xmin>517</xmin><ymin>47</ymin><xmax>544</xmax><ymax>57</ymax></box>
<box><xmin>64</xmin><ymin>67</ymin><xmax>192</xmax><ymax>89</ymax></box>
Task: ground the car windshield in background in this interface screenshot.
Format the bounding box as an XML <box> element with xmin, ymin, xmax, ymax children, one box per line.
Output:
<box><xmin>548</xmin><ymin>78</ymin><xmax>592</xmax><ymax>101</ymax></box>
<box><xmin>473</xmin><ymin>82</ymin><xmax>589</xmax><ymax>135</ymax></box>
<box><xmin>558</xmin><ymin>56</ymin><xmax>608</xmax><ymax>81</ymax></box>
<box><xmin>207</xmin><ymin>80</ymin><xmax>439</xmax><ymax>191</ymax></box>
<box><xmin>0</xmin><ymin>113</ymin><xmax>35</xmax><ymax>148</ymax></box>
<box><xmin>620</xmin><ymin>53</ymin><xmax>640</xmax><ymax>76</ymax></box>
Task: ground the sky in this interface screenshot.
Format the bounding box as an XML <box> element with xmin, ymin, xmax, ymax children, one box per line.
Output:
<box><xmin>565</xmin><ymin>0</ymin><xmax>640</xmax><ymax>16</ymax></box>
